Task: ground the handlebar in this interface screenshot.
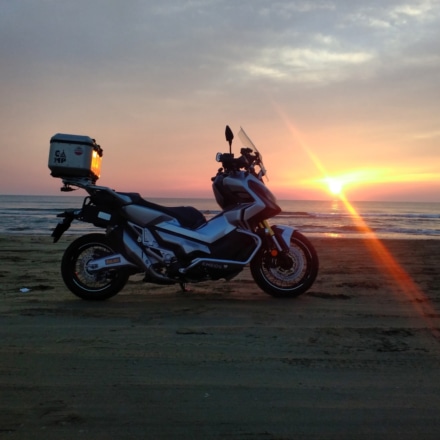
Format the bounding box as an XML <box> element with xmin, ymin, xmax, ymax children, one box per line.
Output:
<box><xmin>219</xmin><ymin>148</ymin><xmax>259</xmax><ymax>169</ymax></box>
<box><xmin>215</xmin><ymin>148</ymin><xmax>264</xmax><ymax>180</ymax></box>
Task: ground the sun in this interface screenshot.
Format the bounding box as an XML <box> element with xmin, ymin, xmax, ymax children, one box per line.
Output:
<box><xmin>326</xmin><ymin>178</ymin><xmax>344</xmax><ymax>196</ymax></box>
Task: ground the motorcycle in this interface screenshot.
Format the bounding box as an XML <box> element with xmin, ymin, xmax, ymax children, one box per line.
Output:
<box><xmin>49</xmin><ymin>126</ymin><xmax>319</xmax><ymax>300</ymax></box>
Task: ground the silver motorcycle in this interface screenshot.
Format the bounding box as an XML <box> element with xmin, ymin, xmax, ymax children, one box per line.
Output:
<box><xmin>50</xmin><ymin>126</ymin><xmax>318</xmax><ymax>300</ymax></box>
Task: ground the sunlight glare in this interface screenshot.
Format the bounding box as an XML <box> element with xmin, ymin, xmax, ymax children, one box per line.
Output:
<box><xmin>326</xmin><ymin>178</ymin><xmax>344</xmax><ymax>196</ymax></box>
<box><xmin>273</xmin><ymin>105</ymin><xmax>440</xmax><ymax>342</ymax></box>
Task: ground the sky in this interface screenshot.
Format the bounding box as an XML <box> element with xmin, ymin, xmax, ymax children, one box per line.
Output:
<box><xmin>1</xmin><ymin>0</ymin><xmax>440</xmax><ymax>202</ymax></box>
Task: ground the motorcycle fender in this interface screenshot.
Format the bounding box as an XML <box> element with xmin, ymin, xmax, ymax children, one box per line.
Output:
<box><xmin>86</xmin><ymin>253</ymin><xmax>137</xmax><ymax>272</ymax></box>
<box><xmin>52</xmin><ymin>209</ymin><xmax>79</xmax><ymax>242</ymax></box>
<box><xmin>273</xmin><ymin>225</ymin><xmax>296</xmax><ymax>248</ymax></box>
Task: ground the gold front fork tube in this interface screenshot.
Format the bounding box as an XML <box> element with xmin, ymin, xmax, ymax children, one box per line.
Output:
<box><xmin>260</xmin><ymin>220</ymin><xmax>282</xmax><ymax>253</ymax></box>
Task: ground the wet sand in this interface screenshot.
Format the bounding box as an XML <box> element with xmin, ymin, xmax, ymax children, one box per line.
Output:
<box><xmin>1</xmin><ymin>234</ymin><xmax>440</xmax><ymax>439</ymax></box>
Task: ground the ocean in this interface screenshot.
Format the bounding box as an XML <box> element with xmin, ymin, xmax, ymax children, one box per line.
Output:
<box><xmin>0</xmin><ymin>195</ymin><xmax>439</xmax><ymax>240</ymax></box>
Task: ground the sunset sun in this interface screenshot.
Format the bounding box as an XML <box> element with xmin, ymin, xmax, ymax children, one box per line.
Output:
<box><xmin>326</xmin><ymin>178</ymin><xmax>344</xmax><ymax>196</ymax></box>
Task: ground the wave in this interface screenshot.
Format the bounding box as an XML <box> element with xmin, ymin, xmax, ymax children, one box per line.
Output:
<box><xmin>276</xmin><ymin>211</ymin><xmax>317</xmax><ymax>218</ymax></box>
<box><xmin>0</xmin><ymin>196</ymin><xmax>439</xmax><ymax>239</ymax></box>
<box><xmin>7</xmin><ymin>226</ymin><xmax>33</xmax><ymax>231</ymax></box>
<box><xmin>0</xmin><ymin>207</ymin><xmax>69</xmax><ymax>212</ymax></box>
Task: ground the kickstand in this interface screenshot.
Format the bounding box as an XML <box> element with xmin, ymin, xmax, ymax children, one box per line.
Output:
<box><xmin>179</xmin><ymin>282</ymin><xmax>190</xmax><ymax>292</ymax></box>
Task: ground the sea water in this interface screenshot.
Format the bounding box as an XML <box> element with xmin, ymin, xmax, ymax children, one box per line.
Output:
<box><xmin>0</xmin><ymin>195</ymin><xmax>439</xmax><ymax>239</ymax></box>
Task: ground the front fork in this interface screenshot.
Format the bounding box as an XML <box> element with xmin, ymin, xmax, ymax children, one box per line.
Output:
<box><xmin>259</xmin><ymin>221</ymin><xmax>297</xmax><ymax>270</ymax></box>
<box><xmin>259</xmin><ymin>220</ymin><xmax>292</xmax><ymax>255</ymax></box>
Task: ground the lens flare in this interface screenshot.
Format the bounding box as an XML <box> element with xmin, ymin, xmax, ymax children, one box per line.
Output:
<box><xmin>338</xmin><ymin>193</ymin><xmax>440</xmax><ymax>340</ymax></box>
<box><xmin>272</xmin><ymin>104</ymin><xmax>440</xmax><ymax>341</ymax></box>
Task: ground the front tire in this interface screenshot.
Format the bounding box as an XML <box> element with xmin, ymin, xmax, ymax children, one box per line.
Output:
<box><xmin>61</xmin><ymin>233</ymin><xmax>129</xmax><ymax>300</ymax></box>
<box><xmin>250</xmin><ymin>230</ymin><xmax>318</xmax><ymax>298</ymax></box>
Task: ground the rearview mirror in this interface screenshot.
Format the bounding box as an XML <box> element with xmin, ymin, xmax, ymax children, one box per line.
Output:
<box><xmin>225</xmin><ymin>125</ymin><xmax>234</xmax><ymax>153</ymax></box>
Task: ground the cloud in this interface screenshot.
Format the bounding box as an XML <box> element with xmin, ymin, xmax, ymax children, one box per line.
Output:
<box><xmin>1</xmin><ymin>0</ymin><xmax>437</xmax><ymax>94</ymax></box>
<box><xmin>236</xmin><ymin>46</ymin><xmax>374</xmax><ymax>84</ymax></box>
<box><xmin>413</xmin><ymin>130</ymin><xmax>440</xmax><ymax>140</ymax></box>
<box><xmin>391</xmin><ymin>1</ymin><xmax>438</xmax><ymax>20</ymax></box>
<box><xmin>1</xmin><ymin>0</ymin><xmax>440</xmax><ymax>200</ymax></box>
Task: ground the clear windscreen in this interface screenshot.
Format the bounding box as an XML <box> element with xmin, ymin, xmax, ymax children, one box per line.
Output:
<box><xmin>237</xmin><ymin>127</ymin><xmax>268</xmax><ymax>179</ymax></box>
<box><xmin>237</xmin><ymin>127</ymin><xmax>257</xmax><ymax>151</ymax></box>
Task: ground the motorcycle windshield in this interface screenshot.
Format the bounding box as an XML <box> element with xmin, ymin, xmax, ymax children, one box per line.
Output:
<box><xmin>238</xmin><ymin>127</ymin><xmax>268</xmax><ymax>179</ymax></box>
<box><xmin>237</xmin><ymin>126</ymin><xmax>257</xmax><ymax>151</ymax></box>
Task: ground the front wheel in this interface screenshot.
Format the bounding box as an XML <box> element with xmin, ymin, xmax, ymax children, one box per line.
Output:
<box><xmin>250</xmin><ymin>230</ymin><xmax>318</xmax><ymax>298</ymax></box>
<box><xmin>61</xmin><ymin>233</ymin><xmax>129</xmax><ymax>300</ymax></box>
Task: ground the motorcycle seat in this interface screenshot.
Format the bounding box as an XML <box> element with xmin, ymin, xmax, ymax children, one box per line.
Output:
<box><xmin>122</xmin><ymin>193</ymin><xmax>207</xmax><ymax>230</ymax></box>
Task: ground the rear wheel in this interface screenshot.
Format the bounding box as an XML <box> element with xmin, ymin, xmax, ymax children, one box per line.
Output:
<box><xmin>250</xmin><ymin>230</ymin><xmax>318</xmax><ymax>298</ymax></box>
<box><xmin>61</xmin><ymin>233</ymin><xmax>129</xmax><ymax>300</ymax></box>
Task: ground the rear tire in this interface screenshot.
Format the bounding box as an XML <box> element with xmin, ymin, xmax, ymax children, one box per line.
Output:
<box><xmin>250</xmin><ymin>230</ymin><xmax>318</xmax><ymax>298</ymax></box>
<box><xmin>61</xmin><ymin>233</ymin><xmax>129</xmax><ymax>300</ymax></box>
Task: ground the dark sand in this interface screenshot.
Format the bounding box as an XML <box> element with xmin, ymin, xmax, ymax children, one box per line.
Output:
<box><xmin>1</xmin><ymin>235</ymin><xmax>440</xmax><ymax>439</ymax></box>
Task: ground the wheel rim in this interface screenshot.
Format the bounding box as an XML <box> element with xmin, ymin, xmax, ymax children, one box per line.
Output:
<box><xmin>72</xmin><ymin>244</ymin><xmax>117</xmax><ymax>292</ymax></box>
<box><xmin>261</xmin><ymin>243</ymin><xmax>309</xmax><ymax>290</ymax></box>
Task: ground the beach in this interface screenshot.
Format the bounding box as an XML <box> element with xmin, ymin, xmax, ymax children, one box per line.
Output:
<box><xmin>1</xmin><ymin>234</ymin><xmax>440</xmax><ymax>439</ymax></box>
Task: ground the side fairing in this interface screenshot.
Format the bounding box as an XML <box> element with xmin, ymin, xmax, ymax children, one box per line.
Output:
<box><xmin>221</xmin><ymin>173</ymin><xmax>281</xmax><ymax>223</ymax></box>
<box><xmin>155</xmin><ymin>214</ymin><xmax>235</xmax><ymax>245</ymax></box>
